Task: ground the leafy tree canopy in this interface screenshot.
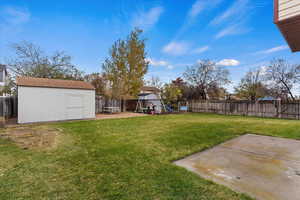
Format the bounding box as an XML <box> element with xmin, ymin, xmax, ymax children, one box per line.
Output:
<box><xmin>265</xmin><ymin>59</ymin><xmax>300</xmax><ymax>101</ymax></box>
<box><xmin>84</xmin><ymin>73</ymin><xmax>107</xmax><ymax>96</ymax></box>
<box><xmin>7</xmin><ymin>41</ymin><xmax>84</xmax><ymax>80</ymax></box>
<box><xmin>102</xmin><ymin>28</ymin><xmax>149</xmax><ymax>99</ymax></box>
<box><xmin>183</xmin><ymin>60</ymin><xmax>230</xmax><ymax>100</ymax></box>
<box><xmin>235</xmin><ymin>68</ymin><xmax>269</xmax><ymax>101</ymax></box>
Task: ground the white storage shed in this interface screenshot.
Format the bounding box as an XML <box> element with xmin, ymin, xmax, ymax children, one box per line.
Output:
<box><xmin>17</xmin><ymin>77</ymin><xmax>95</xmax><ymax>124</ymax></box>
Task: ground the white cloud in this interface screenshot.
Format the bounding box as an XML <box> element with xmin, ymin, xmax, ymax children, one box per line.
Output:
<box><xmin>217</xmin><ymin>59</ymin><xmax>240</xmax><ymax>66</ymax></box>
<box><xmin>215</xmin><ymin>23</ymin><xmax>250</xmax><ymax>39</ymax></box>
<box><xmin>146</xmin><ymin>58</ymin><xmax>174</xmax><ymax>70</ymax></box>
<box><xmin>1</xmin><ymin>6</ymin><xmax>30</xmax><ymax>25</ymax></box>
<box><xmin>259</xmin><ymin>65</ymin><xmax>268</xmax><ymax>75</ymax></box>
<box><xmin>146</xmin><ymin>58</ymin><xmax>167</xmax><ymax>66</ymax></box>
<box><xmin>210</xmin><ymin>0</ymin><xmax>249</xmax><ymax>25</ymax></box>
<box><xmin>0</xmin><ymin>6</ymin><xmax>31</xmax><ymax>38</ymax></box>
<box><xmin>255</xmin><ymin>45</ymin><xmax>289</xmax><ymax>54</ymax></box>
<box><xmin>162</xmin><ymin>41</ymin><xmax>189</xmax><ymax>56</ymax></box>
<box><xmin>193</xmin><ymin>46</ymin><xmax>209</xmax><ymax>54</ymax></box>
<box><xmin>131</xmin><ymin>6</ymin><xmax>164</xmax><ymax>31</ymax></box>
<box><xmin>162</xmin><ymin>42</ymin><xmax>209</xmax><ymax>56</ymax></box>
<box><xmin>211</xmin><ymin>0</ymin><xmax>253</xmax><ymax>40</ymax></box>
<box><xmin>172</xmin><ymin>0</ymin><xmax>223</xmax><ymax>39</ymax></box>
<box><xmin>188</xmin><ymin>0</ymin><xmax>223</xmax><ymax>19</ymax></box>
<box><xmin>215</xmin><ymin>25</ymin><xmax>237</xmax><ymax>39</ymax></box>
<box><xmin>188</xmin><ymin>0</ymin><xmax>205</xmax><ymax>19</ymax></box>
<box><xmin>166</xmin><ymin>65</ymin><xmax>174</xmax><ymax>69</ymax></box>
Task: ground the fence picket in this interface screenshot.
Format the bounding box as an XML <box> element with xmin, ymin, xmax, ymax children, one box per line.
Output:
<box><xmin>0</xmin><ymin>96</ymin><xmax>18</xmax><ymax>118</ymax></box>
<box><xmin>188</xmin><ymin>100</ymin><xmax>300</xmax><ymax>120</ymax></box>
<box><xmin>95</xmin><ymin>96</ymin><xmax>122</xmax><ymax>113</ymax></box>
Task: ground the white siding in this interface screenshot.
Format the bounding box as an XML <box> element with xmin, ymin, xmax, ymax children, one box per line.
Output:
<box><xmin>279</xmin><ymin>0</ymin><xmax>300</xmax><ymax>21</ymax></box>
<box><xmin>18</xmin><ymin>86</ymin><xmax>95</xmax><ymax>123</ymax></box>
<box><xmin>0</xmin><ymin>70</ymin><xmax>7</xmax><ymax>86</ymax></box>
<box><xmin>138</xmin><ymin>93</ymin><xmax>158</xmax><ymax>100</ymax></box>
<box><xmin>138</xmin><ymin>94</ymin><xmax>163</xmax><ymax>113</ymax></box>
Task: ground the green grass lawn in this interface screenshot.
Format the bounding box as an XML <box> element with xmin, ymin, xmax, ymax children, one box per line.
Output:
<box><xmin>1</xmin><ymin>113</ymin><xmax>300</xmax><ymax>200</ymax></box>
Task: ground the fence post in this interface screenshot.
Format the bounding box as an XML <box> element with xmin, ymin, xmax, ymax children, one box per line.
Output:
<box><xmin>187</xmin><ymin>101</ymin><xmax>189</xmax><ymax>112</ymax></box>
<box><xmin>121</xmin><ymin>99</ymin><xmax>126</xmax><ymax>112</ymax></box>
<box><xmin>298</xmin><ymin>101</ymin><xmax>300</xmax><ymax>120</ymax></box>
<box><xmin>0</xmin><ymin>98</ymin><xmax>5</xmax><ymax>128</ymax></box>
<box><xmin>278</xmin><ymin>99</ymin><xmax>282</xmax><ymax>119</ymax></box>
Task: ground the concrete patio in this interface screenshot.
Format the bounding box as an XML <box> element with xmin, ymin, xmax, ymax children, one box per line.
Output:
<box><xmin>175</xmin><ymin>134</ymin><xmax>300</xmax><ymax>200</ymax></box>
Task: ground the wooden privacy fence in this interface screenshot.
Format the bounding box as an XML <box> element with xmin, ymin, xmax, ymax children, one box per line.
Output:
<box><xmin>0</xmin><ymin>96</ymin><xmax>18</xmax><ymax>118</ymax></box>
<box><xmin>95</xmin><ymin>96</ymin><xmax>121</xmax><ymax>113</ymax></box>
<box><xmin>188</xmin><ymin>100</ymin><xmax>300</xmax><ymax>120</ymax></box>
<box><xmin>125</xmin><ymin>100</ymin><xmax>138</xmax><ymax>112</ymax></box>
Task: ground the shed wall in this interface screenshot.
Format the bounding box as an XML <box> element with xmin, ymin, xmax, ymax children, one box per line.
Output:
<box><xmin>18</xmin><ymin>86</ymin><xmax>95</xmax><ymax>123</ymax></box>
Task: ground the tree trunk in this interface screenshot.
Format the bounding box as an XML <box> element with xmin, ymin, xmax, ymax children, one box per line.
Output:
<box><xmin>281</xmin><ymin>81</ymin><xmax>295</xmax><ymax>101</ymax></box>
<box><xmin>122</xmin><ymin>99</ymin><xmax>127</xmax><ymax>112</ymax></box>
<box><xmin>204</xmin><ymin>88</ymin><xmax>210</xmax><ymax>100</ymax></box>
<box><xmin>287</xmin><ymin>89</ymin><xmax>295</xmax><ymax>101</ymax></box>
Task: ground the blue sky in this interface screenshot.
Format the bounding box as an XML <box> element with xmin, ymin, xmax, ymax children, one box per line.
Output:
<box><xmin>1</xmin><ymin>0</ymin><xmax>300</xmax><ymax>92</ymax></box>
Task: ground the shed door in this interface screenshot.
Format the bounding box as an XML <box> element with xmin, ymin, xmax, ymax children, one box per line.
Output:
<box><xmin>65</xmin><ymin>94</ymin><xmax>84</xmax><ymax>120</ymax></box>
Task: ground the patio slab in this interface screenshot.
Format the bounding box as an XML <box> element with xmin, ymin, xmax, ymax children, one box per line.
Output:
<box><xmin>174</xmin><ymin>134</ymin><xmax>300</xmax><ymax>200</ymax></box>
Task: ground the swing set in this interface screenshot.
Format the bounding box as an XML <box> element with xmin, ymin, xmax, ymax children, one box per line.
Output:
<box><xmin>135</xmin><ymin>93</ymin><xmax>167</xmax><ymax>114</ymax></box>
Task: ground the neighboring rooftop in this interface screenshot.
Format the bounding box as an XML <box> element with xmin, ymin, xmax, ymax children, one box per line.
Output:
<box><xmin>16</xmin><ymin>77</ymin><xmax>95</xmax><ymax>90</ymax></box>
<box><xmin>141</xmin><ymin>86</ymin><xmax>160</xmax><ymax>93</ymax></box>
<box><xmin>138</xmin><ymin>93</ymin><xmax>158</xmax><ymax>97</ymax></box>
<box><xmin>258</xmin><ymin>96</ymin><xmax>276</xmax><ymax>101</ymax></box>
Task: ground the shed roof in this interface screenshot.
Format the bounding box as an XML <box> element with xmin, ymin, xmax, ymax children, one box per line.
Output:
<box><xmin>16</xmin><ymin>77</ymin><xmax>95</xmax><ymax>90</ymax></box>
<box><xmin>138</xmin><ymin>93</ymin><xmax>152</xmax><ymax>97</ymax></box>
<box><xmin>138</xmin><ymin>93</ymin><xmax>160</xmax><ymax>100</ymax></box>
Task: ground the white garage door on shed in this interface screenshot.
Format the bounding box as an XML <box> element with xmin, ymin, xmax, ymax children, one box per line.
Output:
<box><xmin>17</xmin><ymin>77</ymin><xmax>95</xmax><ymax>124</ymax></box>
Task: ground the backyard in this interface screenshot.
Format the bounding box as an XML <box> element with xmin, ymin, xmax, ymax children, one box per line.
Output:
<box><xmin>1</xmin><ymin>113</ymin><xmax>300</xmax><ymax>200</ymax></box>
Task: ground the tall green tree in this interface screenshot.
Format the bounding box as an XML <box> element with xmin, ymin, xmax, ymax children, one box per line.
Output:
<box><xmin>102</xmin><ymin>28</ymin><xmax>149</xmax><ymax>99</ymax></box>
<box><xmin>162</xmin><ymin>83</ymin><xmax>182</xmax><ymax>105</ymax></box>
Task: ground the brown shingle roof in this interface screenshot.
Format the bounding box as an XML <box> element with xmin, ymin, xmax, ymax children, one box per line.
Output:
<box><xmin>141</xmin><ymin>86</ymin><xmax>160</xmax><ymax>93</ymax></box>
<box><xmin>16</xmin><ymin>77</ymin><xmax>95</xmax><ymax>90</ymax></box>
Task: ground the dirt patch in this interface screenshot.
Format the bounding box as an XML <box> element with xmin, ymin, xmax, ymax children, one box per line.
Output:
<box><xmin>0</xmin><ymin>126</ymin><xmax>61</xmax><ymax>150</ymax></box>
<box><xmin>96</xmin><ymin>112</ymin><xmax>147</xmax><ymax>120</ymax></box>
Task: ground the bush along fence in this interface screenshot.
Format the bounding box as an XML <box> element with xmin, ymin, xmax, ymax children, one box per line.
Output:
<box><xmin>187</xmin><ymin>100</ymin><xmax>300</xmax><ymax>120</ymax></box>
